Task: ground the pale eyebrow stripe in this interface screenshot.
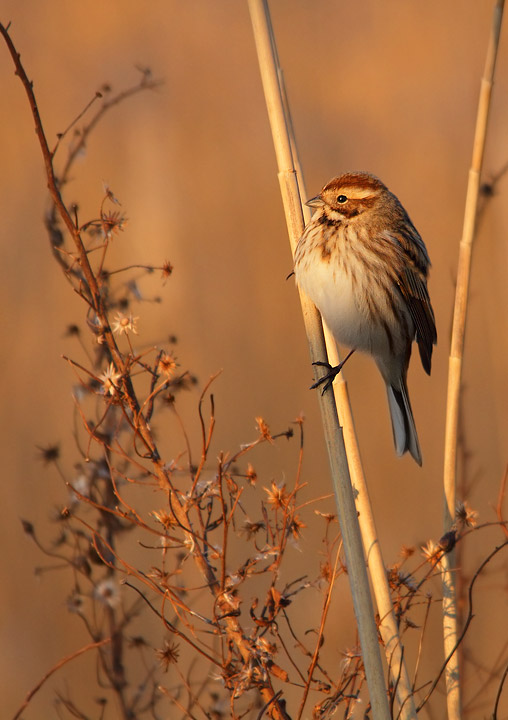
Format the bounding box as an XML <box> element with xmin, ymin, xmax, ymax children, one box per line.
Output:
<box><xmin>340</xmin><ymin>187</ymin><xmax>378</xmax><ymax>199</ymax></box>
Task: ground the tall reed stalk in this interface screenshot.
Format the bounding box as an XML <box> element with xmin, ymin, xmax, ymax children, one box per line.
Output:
<box><xmin>442</xmin><ymin>2</ymin><xmax>505</xmax><ymax>718</ymax></box>
<box><xmin>259</xmin><ymin>11</ymin><xmax>418</xmax><ymax>719</ymax></box>
<box><xmin>249</xmin><ymin>1</ymin><xmax>396</xmax><ymax>717</ymax></box>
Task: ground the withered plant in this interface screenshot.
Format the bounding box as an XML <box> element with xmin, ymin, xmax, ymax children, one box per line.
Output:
<box><xmin>2</xmin><ymin>18</ymin><xmax>508</xmax><ymax>720</ymax></box>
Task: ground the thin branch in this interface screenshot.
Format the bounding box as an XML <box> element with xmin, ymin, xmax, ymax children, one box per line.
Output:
<box><xmin>417</xmin><ymin>541</ymin><xmax>508</xmax><ymax>712</ymax></box>
<box><xmin>296</xmin><ymin>547</ymin><xmax>340</xmax><ymax>720</ymax></box>
<box><xmin>495</xmin><ymin>464</ymin><xmax>508</xmax><ymax>540</ymax></box>
<box><xmin>492</xmin><ymin>660</ymin><xmax>508</xmax><ymax>719</ymax></box>
<box><xmin>51</xmin><ymin>90</ymin><xmax>103</xmax><ymax>157</ymax></box>
<box><xmin>13</xmin><ymin>638</ymin><xmax>111</xmax><ymax>720</ymax></box>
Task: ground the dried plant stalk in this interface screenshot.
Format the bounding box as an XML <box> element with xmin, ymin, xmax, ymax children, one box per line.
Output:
<box><xmin>0</xmin><ymin>22</ymin><xmax>292</xmax><ymax>720</ymax></box>
<box><xmin>265</xmin><ymin>16</ymin><xmax>417</xmax><ymax>719</ymax></box>
<box><xmin>248</xmin><ymin>1</ymin><xmax>391</xmax><ymax>717</ymax></box>
<box><xmin>331</xmin><ymin>376</ymin><xmax>418</xmax><ymax>719</ymax></box>
<box><xmin>442</xmin><ymin>2</ymin><xmax>505</xmax><ymax>718</ymax></box>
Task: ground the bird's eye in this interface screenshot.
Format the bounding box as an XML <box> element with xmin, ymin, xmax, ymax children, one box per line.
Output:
<box><xmin>337</xmin><ymin>195</ymin><xmax>348</xmax><ymax>204</ymax></box>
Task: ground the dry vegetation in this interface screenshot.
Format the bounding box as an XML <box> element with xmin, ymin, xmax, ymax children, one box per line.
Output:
<box><xmin>2</xmin><ymin>7</ymin><xmax>507</xmax><ymax>720</ymax></box>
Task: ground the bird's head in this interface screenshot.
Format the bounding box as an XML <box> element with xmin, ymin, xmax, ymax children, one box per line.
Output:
<box><xmin>306</xmin><ymin>171</ymin><xmax>389</xmax><ymax>221</ymax></box>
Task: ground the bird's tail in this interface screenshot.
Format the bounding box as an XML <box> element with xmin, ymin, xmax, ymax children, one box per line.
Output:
<box><xmin>386</xmin><ymin>379</ymin><xmax>422</xmax><ymax>466</ymax></box>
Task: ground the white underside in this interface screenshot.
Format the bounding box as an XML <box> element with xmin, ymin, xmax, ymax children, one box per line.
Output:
<box><xmin>297</xmin><ymin>255</ymin><xmax>411</xmax><ymax>383</ymax></box>
<box><xmin>293</xmin><ymin>211</ymin><xmax>422</xmax><ymax>463</ymax></box>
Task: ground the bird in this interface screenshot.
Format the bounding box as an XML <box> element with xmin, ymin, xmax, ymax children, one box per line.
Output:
<box><xmin>294</xmin><ymin>171</ymin><xmax>436</xmax><ymax>465</ymax></box>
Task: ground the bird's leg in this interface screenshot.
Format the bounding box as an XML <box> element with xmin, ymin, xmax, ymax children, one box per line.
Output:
<box><xmin>310</xmin><ymin>349</ymin><xmax>356</xmax><ymax>394</ymax></box>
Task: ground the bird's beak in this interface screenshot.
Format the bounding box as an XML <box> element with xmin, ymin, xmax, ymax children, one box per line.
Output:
<box><xmin>305</xmin><ymin>195</ymin><xmax>325</xmax><ymax>208</ymax></box>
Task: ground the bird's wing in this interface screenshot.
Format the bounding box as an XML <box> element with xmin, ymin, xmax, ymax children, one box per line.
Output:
<box><xmin>399</xmin><ymin>267</ymin><xmax>437</xmax><ymax>374</ymax></box>
<box><xmin>387</xmin><ymin>226</ymin><xmax>437</xmax><ymax>375</ymax></box>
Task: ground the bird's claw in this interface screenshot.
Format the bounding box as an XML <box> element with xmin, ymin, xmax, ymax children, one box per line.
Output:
<box><xmin>310</xmin><ymin>361</ymin><xmax>344</xmax><ymax>395</ymax></box>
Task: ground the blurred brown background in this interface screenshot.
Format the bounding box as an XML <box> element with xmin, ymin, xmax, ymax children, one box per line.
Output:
<box><xmin>1</xmin><ymin>1</ymin><xmax>507</xmax><ymax>718</ymax></box>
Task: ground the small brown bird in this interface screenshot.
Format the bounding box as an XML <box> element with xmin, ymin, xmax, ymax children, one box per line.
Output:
<box><xmin>294</xmin><ymin>172</ymin><xmax>436</xmax><ymax>465</ymax></box>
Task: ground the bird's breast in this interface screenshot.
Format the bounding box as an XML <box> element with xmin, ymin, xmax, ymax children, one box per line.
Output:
<box><xmin>294</xmin><ymin>221</ymin><xmax>409</xmax><ymax>357</ymax></box>
<box><xmin>294</xmin><ymin>223</ymin><xmax>369</xmax><ymax>348</ymax></box>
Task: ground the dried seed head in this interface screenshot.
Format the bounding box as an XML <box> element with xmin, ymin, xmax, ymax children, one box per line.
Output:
<box><xmin>158</xmin><ymin>352</ymin><xmax>177</xmax><ymax>377</ymax></box>
<box><xmin>111</xmin><ymin>311</ymin><xmax>138</xmax><ymax>336</ymax></box>
<box><xmin>455</xmin><ymin>500</ymin><xmax>478</xmax><ymax>528</ymax></box>
<box><xmin>421</xmin><ymin>540</ymin><xmax>441</xmax><ymax>566</ymax></box>
<box><xmin>263</xmin><ymin>480</ymin><xmax>289</xmax><ymax>509</ymax></box>
<box><xmin>156</xmin><ymin>640</ymin><xmax>180</xmax><ymax>671</ymax></box>
<box><xmin>94</xmin><ymin>578</ymin><xmax>121</xmax><ymax>608</ymax></box>
<box><xmin>36</xmin><ymin>443</ymin><xmax>61</xmax><ymax>465</ymax></box>
<box><xmin>98</xmin><ymin>363</ymin><xmax>122</xmax><ymax>396</ymax></box>
<box><xmin>161</xmin><ymin>260</ymin><xmax>174</xmax><ymax>283</ymax></box>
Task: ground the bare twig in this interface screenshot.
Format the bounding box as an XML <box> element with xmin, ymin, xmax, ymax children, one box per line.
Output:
<box><xmin>13</xmin><ymin>638</ymin><xmax>112</xmax><ymax>720</ymax></box>
<box><xmin>296</xmin><ymin>547</ymin><xmax>340</xmax><ymax>720</ymax></box>
<box><xmin>417</xmin><ymin>541</ymin><xmax>508</xmax><ymax>712</ymax></box>
<box><xmin>492</xmin><ymin>660</ymin><xmax>508</xmax><ymax>719</ymax></box>
<box><xmin>495</xmin><ymin>465</ymin><xmax>508</xmax><ymax>540</ymax></box>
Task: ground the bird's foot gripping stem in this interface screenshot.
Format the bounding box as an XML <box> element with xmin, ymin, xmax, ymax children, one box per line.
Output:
<box><xmin>310</xmin><ymin>349</ymin><xmax>355</xmax><ymax>394</ymax></box>
<box><xmin>310</xmin><ymin>360</ymin><xmax>345</xmax><ymax>394</ymax></box>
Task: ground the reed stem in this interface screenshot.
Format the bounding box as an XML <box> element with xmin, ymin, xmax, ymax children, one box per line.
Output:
<box><xmin>442</xmin><ymin>3</ymin><xmax>504</xmax><ymax>718</ymax></box>
<box><xmin>249</xmin><ymin>1</ymin><xmax>392</xmax><ymax>716</ymax></box>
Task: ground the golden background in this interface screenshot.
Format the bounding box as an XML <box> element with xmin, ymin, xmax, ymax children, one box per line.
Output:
<box><xmin>1</xmin><ymin>1</ymin><xmax>507</xmax><ymax>717</ymax></box>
